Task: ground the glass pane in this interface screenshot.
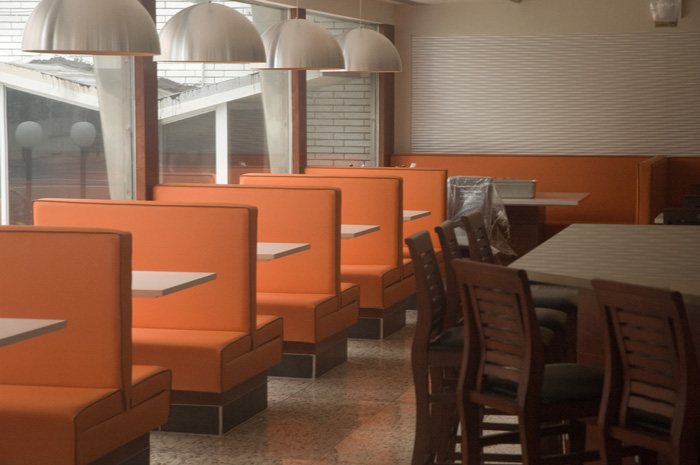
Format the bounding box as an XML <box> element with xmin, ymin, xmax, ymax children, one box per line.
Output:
<box><xmin>306</xmin><ymin>13</ymin><xmax>378</xmax><ymax>168</ymax></box>
<box><xmin>157</xmin><ymin>1</ymin><xmax>289</xmax><ymax>183</ymax></box>
<box><xmin>0</xmin><ymin>2</ymin><xmax>136</xmax><ymax>225</ymax></box>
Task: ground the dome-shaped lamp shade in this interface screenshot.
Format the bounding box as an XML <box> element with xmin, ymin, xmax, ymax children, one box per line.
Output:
<box><xmin>336</xmin><ymin>28</ymin><xmax>402</xmax><ymax>73</ymax></box>
<box><xmin>157</xmin><ymin>3</ymin><xmax>265</xmax><ymax>63</ymax></box>
<box><xmin>255</xmin><ymin>18</ymin><xmax>345</xmax><ymax>70</ymax></box>
<box><xmin>22</xmin><ymin>0</ymin><xmax>160</xmax><ymax>56</ymax></box>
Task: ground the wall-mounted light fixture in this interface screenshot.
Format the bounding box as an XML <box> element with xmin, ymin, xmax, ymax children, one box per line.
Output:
<box><xmin>650</xmin><ymin>0</ymin><xmax>681</xmax><ymax>26</ymax></box>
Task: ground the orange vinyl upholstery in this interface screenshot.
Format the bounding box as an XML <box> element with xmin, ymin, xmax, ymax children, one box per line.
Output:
<box><xmin>0</xmin><ymin>227</ymin><xmax>170</xmax><ymax>465</ymax></box>
<box><xmin>240</xmin><ymin>174</ymin><xmax>415</xmax><ymax>310</ymax></box>
<box><xmin>153</xmin><ymin>184</ymin><xmax>360</xmax><ymax>345</ymax></box>
<box><xmin>391</xmin><ymin>154</ymin><xmax>651</xmax><ymax>226</ymax></box>
<box><xmin>33</xmin><ymin>199</ymin><xmax>282</xmax><ymax>394</ymax></box>
<box><xmin>305</xmin><ymin>166</ymin><xmax>448</xmax><ymax>260</ymax></box>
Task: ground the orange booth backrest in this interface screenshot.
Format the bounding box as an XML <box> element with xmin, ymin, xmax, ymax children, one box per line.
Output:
<box><xmin>241</xmin><ymin>174</ymin><xmax>403</xmax><ymax>269</ymax></box>
<box><xmin>305</xmin><ymin>166</ymin><xmax>447</xmax><ymax>246</ymax></box>
<box><xmin>0</xmin><ymin>227</ymin><xmax>131</xmax><ymax>397</ymax></box>
<box><xmin>154</xmin><ymin>183</ymin><xmax>341</xmax><ymax>295</ymax></box>
<box><xmin>33</xmin><ymin>199</ymin><xmax>256</xmax><ymax>334</ymax></box>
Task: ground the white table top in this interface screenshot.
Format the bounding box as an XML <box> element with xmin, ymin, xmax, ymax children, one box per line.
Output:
<box><xmin>341</xmin><ymin>224</ymin><xmax>380</xmax><ymax>239</ymax></box>
<box><xmin>510</xmin><ymin>224</ymin><xmax>700</xmax><ymax>306</ymax></box>
<box><xmin>132</xmin><ymin>271</ymin><xmax>217</xmax><ymax>299</ymax></box>
<box><xmin>403</xmin><ymin>210</ymin><xmax>431</xmax><ymax>221</ymax></box>
<box><xmin>257</xmin><ymin>242</ymin><xmax>311</xmax><ymax>261</ymax></box>
<box><xmin>0</xmin><ymin>318</ymin><xmax>67</xmax><ymax>348</ymax></box>
<box><xmin>502</xmin><ymin>192</ymin><xmax>590</xmax><ymax>206</ymax></box>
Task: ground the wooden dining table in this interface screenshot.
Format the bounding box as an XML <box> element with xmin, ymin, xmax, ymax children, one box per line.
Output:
<box><xmin>510</xmin><ymin>223</ymin><xmax>700</xmax><ymax>366</ymax></box>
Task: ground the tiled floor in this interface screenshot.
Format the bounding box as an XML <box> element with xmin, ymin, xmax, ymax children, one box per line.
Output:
<box><xmin>150</xmin><ymin>310</ymin><xmax>419</xmax><ymax>465</ymax></box>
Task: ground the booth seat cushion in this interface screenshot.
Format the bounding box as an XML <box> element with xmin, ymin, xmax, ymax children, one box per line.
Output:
<box><xmin>341</xmin><ymin>265</ymin><xmax>402</xmax><ymax>309</ymax></box>
<box><xmin>256</xmin><ymin>314</ymin><xmax>284</xmax><ymax>348</ymax></box>
<box><xmin>132</xmin><ymin>328</ymin><xmax>250</xmax><ymax>393</ymax></box>
<box><xmin>0</xmin><ymin>385</ymin><xmax>122</xmax><ymax>465</ymax></box>
<box><xmin>256</xmin><ymin>292</ymin><xmax>339</xmax><ymax>343</ymax></box>
<box><xmin>131</xmin><ymin>365</ymin><xmax>171</xmax><ymax>408</ymax></box>
<box><xmin>403</xmin><ymin>258</ymin><xmax>414</xmax><ymax>278</ymax></box>
<box><xmin>340</xmin><ymin>282</ymin><xmax>361</xmax><ymax>308</ymax></box>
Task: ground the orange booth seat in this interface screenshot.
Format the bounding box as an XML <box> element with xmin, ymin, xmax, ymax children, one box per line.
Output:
<box><xmin>241</xmin><ymin>174</ymin><xmax>415</xmax><ymax>339</ymax></box>
<box><xmin>0</xmin><ymin>227</ymin><xmax>171</xmax><ymax>465</ymax></box>
<box><xmin>154</xmin><ymin>183</ymin><xmax>360</xmax><ymax>378</ymax></box>
<box><xmin>33</xmin><ymin>200</ymin><xmax>283</xmax><ymax>436</ymax></box>
<box><xmin>305</xmin><ymin>166</ymin><xmax>448</xmax><ymax>272</ymax></box>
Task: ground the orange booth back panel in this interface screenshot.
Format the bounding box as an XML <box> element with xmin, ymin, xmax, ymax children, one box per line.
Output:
<box><xmin>33</xmin><ymin>199</ymin><xmax>256</xmax><ymax>334</ymax></box>
<box><xmin>305</xmin><ymin>166</ymin><xmax>447</xmax><ymax>247</ymax></box>
<box><xmin>241</xmin><ymin>174</ymin><xmax>403</xmax><ymax>270</ymax></box>
<box><xmin>154</xmin><ymin>184</ymin><xmax>341</xmax><ymax>295</ymax></box>
<box><xmin>0</xmin><ymin>227</ymin><xmax>131</xmax><ymax>392</ymax></box>
<box><xmin>391</xmin><ymin>154</ymin><xmax>647</xmax><ymax>225</ymax></box>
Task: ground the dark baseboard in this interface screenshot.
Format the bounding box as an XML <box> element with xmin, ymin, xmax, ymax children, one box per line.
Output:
<box><xmin>270</xmin><ymin>334</ymin><xmax>348</xmax><ymax>378</ymax></box>
<box><xmin>160</xmin><ymin>373</ymin><xmax>268</xmax><ymax>435</ymax></box>
<box><xmin>347</xmin><ymin>300</ymin><xmax>408</xmax><ymax>339</ymax></box>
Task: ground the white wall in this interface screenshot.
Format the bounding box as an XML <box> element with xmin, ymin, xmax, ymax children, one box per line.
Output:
<box><xmin>393</xmin><ymin>0</ymin><xmax>700</xmax><ymax>154</ymax></box>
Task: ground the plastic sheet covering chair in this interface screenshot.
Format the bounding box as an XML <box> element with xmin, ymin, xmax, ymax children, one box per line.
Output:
<box><xmin>453</xmin><ymin>259</ymin><xmax>603</xmax><ymax>465</ymax></box>
<box><xmin>405</xmin><ymin>230</ymin><xmax>462</xmax><ymax>465</ymax></box>
<box><xmin>446</xmin><ymin>176</ymin><xmax>515</xmax><ymax>258</ymax></box>
<box><xmin>592</xmin><ymin>279</ymin><xmax>700</xmax><ymax>465</ymax></box>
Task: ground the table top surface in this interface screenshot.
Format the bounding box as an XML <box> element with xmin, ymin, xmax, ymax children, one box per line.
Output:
<box><xmin>257</xmin><ymin>242</ymin><xmax>311</xmax><ymax>261</ymax></box>
<box><xmin>510</xmin><ymin>223</ymin><xmax>700</xmax><ymax>305</ymax></box>
<box><xmin>404</xmin><ymin>210</ymin><xmax>431</xmax><ymax>221</ymax></box>
<box><xmin>502</xmin><ymin>192</ymin><xmax>590</xmax><ymax>206</ymax></box>
<box><xmin>341</xmin><ymin>224</ymin><xmax>381</xmax><ymax>239</ymax></box>
<box><xmin>0</xmin><ymin>318</ymin><xmax>67</xmax><ymax>348</ymax></box>
<box><xmin>132</xmin><ymin>271</ymin><xmax>217</xmax><ymax>299</ymax></box>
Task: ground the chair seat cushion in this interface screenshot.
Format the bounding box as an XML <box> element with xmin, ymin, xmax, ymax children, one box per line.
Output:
<box><xmin>534</xmin><ymin>307</ymin><xmax>568</xmax><ymax>332</ymax></box>
<box><xmin>340</xmin><ymin>282</ymin><xmax>360</xmax><ymax>308</ymax></box>
<box><xmin>255</xmin><ymin>314</ymin><xmax>284</xmax><ymax>348</ymax></box>
<box><xmin>131</xmin><ymin>365</ymin><xmax>171</xmax><ymax>408</ymax></box>
<box><xmin>133</xmin><ymin>328</ymin><xmax>251</xmax><ymax>393</ymax></box>
<box><xmin>341</xmin><ymin>265</ymin><xmax>402</xmax><ymax>309</ymax></box>
<box><xmin>257</xmin><ymin>292</ymin><xmax>338</xmax><ymax>343</ymax></box>
<box><xmin>628</xmin><ymin>409</ymin><xmax>672</xmax><ymax>435</ymax></box>
<box><xmin>0</xmin><ymin>384</ymin><xmax>122</xmax><ymax>465</ymax></box>
<box><xmin>488</xmin><ymin>363</ymin><xmax>603</xmax><ymax>403</ymax></box>
<box><xmin>531</xmin><ymin>284</ymin><xmax>579</xmax><ymax>313</ymax></box>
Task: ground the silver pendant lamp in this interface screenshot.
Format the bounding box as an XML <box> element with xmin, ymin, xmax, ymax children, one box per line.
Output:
<box><xmin>336</xmin><ymin>28</ymin><xmax>402</xmax><ymax>73</ymax></box>
<box><xmin>157</xmin><ymin>2</ymin><xmax>266</xmax><ymax>63</ymax></box>
<box><xmin>335</xmin><ymin>0</ymin><xmax>402</xmax><ymax>73</ymax></box>
<box><xmin>22</xmin><ymin>0</ymin><xmax>160</xmax><ymax>56</ymax></box>
<box><xmin>255</xmin><ymin>7</ymin><xmax>344</xmax><ymax>70</ymax></box>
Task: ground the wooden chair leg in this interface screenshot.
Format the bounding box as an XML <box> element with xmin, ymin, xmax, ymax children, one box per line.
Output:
<box><xmin>460</xmin><ymin>401</ymin><xmax>481</xmax><ymax>465</ymax></box>
<box><xmin>520</xmin><ymin>415</ymin><xmax>542</xmax><ymax>465</ymax></box>
<box><xmin>412</xmin><ymin>361</ymin><xmax>431</xmax><ymax>465</ymax></box>
<box><xmin>599</xmin><ymin>435</ymin><xmax>624</xmax><ymax>465</ymax></box>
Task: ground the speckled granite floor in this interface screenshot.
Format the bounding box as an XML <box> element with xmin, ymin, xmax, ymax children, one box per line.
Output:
<box><xmin>149</xmin><ymin>310</ymin><xmax>419</xmax><ymax>465</ymax></box>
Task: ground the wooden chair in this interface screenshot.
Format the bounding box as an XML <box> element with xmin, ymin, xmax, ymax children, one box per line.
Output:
<box><xmin>663</xmin><ymin>207</ymin><xmax>700</xmax><ymax>225</ymax></box>
<box><xmin>405</xmin><ymin>231</ymin><xmax>462</xmax><ymax>465</ymax></box>
<box><xmin>689</xmin><ymin>183</ymin><xmax>700</xmax><ymax>194</ymax></box>
<box><xmin>444</xmin><ymin>215</ymin><xmax>573</xmax><ymax>361</ymax></box>
<box><xmin>592</xmin><ymin>279</ymin><xmax>700</xmax><ymax>465</ymax></box>
<box><xmin>453</xmin><ymin>259</ymin><xmax>603</xmax><ymax>465</ymax></box>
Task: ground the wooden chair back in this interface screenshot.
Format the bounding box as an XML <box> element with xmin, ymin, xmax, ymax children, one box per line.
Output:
<box><xmin>461</xmin><ymin>210</ymin><xmax>496</xmax><ymax>263</ymax></box>
<box><xmin>434</xmin><ymin>220</ymin><xmax>464</xmax><ymax>329</ymax></box>
<box><xmin>453</xmin><ymin>259</ymin><xmax>544</xmax><ymax>407</ymax></box>
<box><xmin>593</xmin><ymin>279</ymin><xmax>700</xmax><ymax>463</ymax></box>
<box><xmin>405</xmin><ymin>231</ymin><xmax>448</xmax><ymax>348</ymax></box>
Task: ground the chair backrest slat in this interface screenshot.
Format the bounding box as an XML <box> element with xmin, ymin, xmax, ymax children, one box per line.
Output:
<box><xmin>453</xmin><ymin>259</ymin><xmax>543</xmax><ymax>399</ymax></box>
<box><xmin>593</xmin><ymin>279</ymin><xmax>700</xmax><ymax>439</ymax></box>
<box><xmin>462</xmin><ymin>210</ymin><xmax>496</xmax><ymax>263</ymax></box>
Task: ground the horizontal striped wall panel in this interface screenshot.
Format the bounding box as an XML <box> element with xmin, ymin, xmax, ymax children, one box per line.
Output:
<box><xmin>411</xmin><ymin>33</ymin><xmax>700</xmax><ymax>157</ymax></box>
